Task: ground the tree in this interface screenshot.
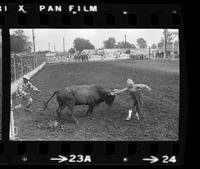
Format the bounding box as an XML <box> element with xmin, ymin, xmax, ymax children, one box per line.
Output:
<box><xmin>157</xmin><ymin>30</ymin><xmax>178</xmax><ymax>49</ymax></box>
<box><xmin>125</xmin><ymin>49</ymin><xmax>131</xmax><ymax>54</ymax></box>
<box><xmin>157</xmin><ymin>38</ymin><xmax>164</xmax><ymax>48</ymax></box>
<box><xmin>37</xmin><ymin>50</ymin><xmax>49</xmax><ymax>54</ymax></box>
<box><xmin>136</xmin><ymin>38</ymin><xmax>147</xmax><ymax>49</ymax></box>
<box><xmin>10</xmin><ymin>30</ymin><xmax>32</xmax><ymax>53</ymax></box>
<box><xmin>164</xmin><ymin>29</ymin><xmax>174</xmax><ymax>43</ymax></box>
<box><xmin>131</xmin><ymin>43</ymin><xmax>137</xmax><ymax>49</ymax></box>
<box><xmin>117</xmin><ymin>41</ymin><xmax>136</xmax><ymax>49</ymax></box>
<box><xmin>103</xmin><ymin>37</ymin><xmax>116</xmax><ymax>49</ymax></box>
<box><xmin>174</xmin><ymin>40</ymin><xmax>179</xmax><ymax>47</ymax></box>
<box><xmin>68</xmin><ymin>48</ymin><xmax>76</xmax><ymax>54</ymax></box>
<box><xmin>158</xmin><ymin>30</ymin><xmax>175</xmax><ymax>48</ymax></box>
<box><xmin>151</xmin><ymin>43</ymin><xmax>157</xmax><ymax>49</ymax></box>
<box><xmin>73</xmin><ymin>38</ymin><xmax>95</xmax><ymax>52</ymax></box>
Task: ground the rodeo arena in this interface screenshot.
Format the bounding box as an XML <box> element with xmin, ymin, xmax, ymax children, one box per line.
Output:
<box><xmin>10</xmin><ymin>29</ymin><xmax>179</xmax><ymax>141</ymax></box>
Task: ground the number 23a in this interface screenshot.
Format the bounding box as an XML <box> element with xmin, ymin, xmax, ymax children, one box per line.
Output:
<box><xmin>68</xmin><ymin>155</ymin><xmax>91</xmax><ymax>163</ymax></box>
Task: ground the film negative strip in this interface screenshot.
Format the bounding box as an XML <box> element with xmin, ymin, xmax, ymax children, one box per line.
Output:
<box><xmin>0</xmin><ymin>3</ymin><xmax>188</xmax><ymax>165</ymax></box>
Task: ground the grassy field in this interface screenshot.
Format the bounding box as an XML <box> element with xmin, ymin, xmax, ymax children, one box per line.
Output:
<box><xmin>12</xmin><ymin>59</ymin><xmax>179</xmax><ymax>141</ymax></box>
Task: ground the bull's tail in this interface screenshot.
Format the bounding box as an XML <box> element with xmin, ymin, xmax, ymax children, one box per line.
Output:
<box><xmin>43</xmin><ymin>91</ymin><xmax>58</xmax><ymax>110</ymax></box>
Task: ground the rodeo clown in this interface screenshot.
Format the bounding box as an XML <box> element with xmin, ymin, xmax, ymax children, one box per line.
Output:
<box><xmin>15</xmin><ymin>75</ymin><xmax>40</xmax><ymax>112</ymax></box>
<box><xmin>111</xmin><ymin>78</ymin><xmax>151</xmax><ymax>121</ymax></box>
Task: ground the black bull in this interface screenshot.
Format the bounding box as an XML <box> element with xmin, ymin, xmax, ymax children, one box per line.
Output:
<box><xmin>43</xmin><ymin>85</ymin><xmax>115</xmax><ymax>123</ymax></box>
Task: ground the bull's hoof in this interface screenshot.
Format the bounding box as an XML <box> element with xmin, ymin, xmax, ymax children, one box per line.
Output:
<box><xmin>135</xmin><ymin>112</ymin><xmax>140</xmax><ymax>120</ymax></box>
<box><xmin>125</xmin><ymin>118</ymin><xmax>131</xmax><ymax>121</ymax></box>
<box><xmin>125</xmin><ymin>116</ymin><xmax>132</xmax><ymax>121</ymax></box>
<box><xmin>136</xmin><ymin>116</ymin><xmax>140</xmax><ymax>120</ymax></box>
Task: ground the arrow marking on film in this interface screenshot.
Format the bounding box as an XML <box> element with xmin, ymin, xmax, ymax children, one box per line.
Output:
<box><xmin>50</xmin><ymin>155</ymin><xmax>68</xmax><ymax>163</ymax></box>
<box><xmin>142</xmin><ymin>156</ymin><xmax>159</xmax><ymax>163</ymax></box>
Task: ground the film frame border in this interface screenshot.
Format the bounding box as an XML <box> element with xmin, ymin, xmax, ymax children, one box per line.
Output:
<box><xmin>0</xmin><ymin>3</ymin><xmax>187</xmax><ymax>165</ymax></box>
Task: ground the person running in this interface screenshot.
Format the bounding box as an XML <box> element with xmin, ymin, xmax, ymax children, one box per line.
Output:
<box><xmin>15</xmin><ymin>75</ymin><xmax>40</xmax><ymax>112</ymax></box>
<box><xmin>112</xmin><ymin>78</ymin><xmax>151</xmax><ymax>120</ymax></box>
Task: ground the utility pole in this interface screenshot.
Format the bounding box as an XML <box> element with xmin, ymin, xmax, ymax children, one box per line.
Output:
<box><xmin>48</xmin><ymin>42</ymin><xmax>50</xmax><ymax>52</ymax></box>
<box><xmin>63</xmin><ymin>37</ymin><xmax>65</xmax><ymax>53</ymax></box>
<box><xmin>163</xmin><ymin>29</ymin><xmax>167</xmax><ymax>59</ymax></box>
<box><xmin>164</xmin><ymin>30</ymin><xmax>178</xmax><ymax>60</ymax></box>
<box><xmin>32</xmin><ymin>29</ymin><xmax>36</xmax><ymax>67</ymax></box>
<box><xmin>170</xmin><ymin>32</ymin><xmax>178</xmax><ymax>60</ymax></box>
<box><xmin>148</xmin><ymin>46</ymin><xmax>151</xmax><ymax>59</ymax></box>
<box><xmin>54</xmin><ymin>44</ymin><xmax>56</xmax><ymax>52</ymax></box>
<box><xmin>32</xmin><ymin>29</ymin><xmax>36</xmax><ymax>53</ymax></box>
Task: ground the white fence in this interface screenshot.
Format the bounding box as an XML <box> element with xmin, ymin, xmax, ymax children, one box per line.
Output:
<box><xmin>46</xmin><ymin>55</ymin><xmax>71</xmax><ymax>63</ymax></box>
<box><xmin>82</xmin><ymin>48</ymin><xmax>150</xmax><ymax>59</ymax></box>
<box><xmin>11</xmin><ymin>53</ymin><xmax>46</xmax><ymax>82</ymax></box>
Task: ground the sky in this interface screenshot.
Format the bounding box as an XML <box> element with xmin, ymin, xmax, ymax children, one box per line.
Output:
<box><xmin>10</xmin><ymin>29</ymin><xmax>178</xmax><ymax>52</ymax></box>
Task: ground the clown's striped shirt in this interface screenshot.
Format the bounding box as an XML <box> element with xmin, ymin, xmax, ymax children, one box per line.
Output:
<box><xmin>16</xmin><ymin>79</ymin><xmax>39</xmax><ymax>98</ymax></box>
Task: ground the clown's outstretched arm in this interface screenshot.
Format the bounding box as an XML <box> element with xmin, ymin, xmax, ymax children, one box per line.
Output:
<box><xmin>111</xmin><ymin>87</ymin><xmax>128</xmax><ymax>95</ymax></box>
<box><xmin>134</xmin><ymin>84</ymin><xmax>152</xmax><ymax>91</ymax></box>
<box><xmin>27</xmin><ymin>81</ymin><xmax>40</xmax><ymax>92</ymax></box>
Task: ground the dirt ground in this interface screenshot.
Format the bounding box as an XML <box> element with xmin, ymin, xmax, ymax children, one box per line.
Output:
<box><xmin>12</xmin><ymin>59</ymin><xmax>179</xmax><ymax>141</ymax></box>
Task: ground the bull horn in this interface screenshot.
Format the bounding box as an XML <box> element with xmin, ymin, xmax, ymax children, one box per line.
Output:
<box><xmin>112</xmin><ymin>89</ymin><xmax>118</xmax><ymax>92</ymax></box>
<box><xmin>110</xmin><ymin>89</ymin><xmax>119</xmax><ymax>95</ymax></box>
<box><xmin>110</xmin><ymin>92</ymin><xmax>115</xmax><ymax>95</ymax></box>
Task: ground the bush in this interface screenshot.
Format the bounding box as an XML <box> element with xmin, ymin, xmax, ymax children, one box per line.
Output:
<box><xmin>129</xmin><ymin>54</ymin><xmax>146</xmax><ymax>60</ymax></box>
<box><xmin>125</xmin><ymin>49</ymin><xmax>130</xmax><ymax>54</ymax></box>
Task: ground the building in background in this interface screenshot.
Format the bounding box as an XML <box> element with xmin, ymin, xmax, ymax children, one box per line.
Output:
<box><xmin>151</xmin><ymin>42</ymin><xmax>179</xmax><ymax>59</ymax></box>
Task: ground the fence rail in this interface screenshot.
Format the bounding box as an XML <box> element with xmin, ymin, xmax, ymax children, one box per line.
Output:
<box><xmin>11</xmin><ymin>53</ymin><xmax>46</xmax><ymax>82</ymax></box>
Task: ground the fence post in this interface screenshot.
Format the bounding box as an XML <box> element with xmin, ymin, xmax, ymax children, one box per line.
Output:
<box><xmin>21</xmin><ymin>56</ymin><xmax>23</xmax><ymax>77</ymax></box>
<box><xmin>36</xmin><ymin>55</ymin><xmax>37</xmax><ymax>67</ymax></box>
<box><xmin>33</xmin><ymin>56</ymin><xmax>35</xmax><ymax>69</ymax></box>
<box><xmin>28</xmin><ymin>58</ymin><xmax>31</xmax><ymax>73</ymax></box>
<box><xmin>32</xmin><ymin>56</ymin><xmax>34</xmax><ymax>69</ymax></box>
<box><xmin>35</xmin><ymin>55</ymin><xmax>37</xmax><ymax>67</ymax></box>
<box><xmin>13</xmin><ymin>56</ymin><xmax>17</xmax><ymax>81</ymax></box>
<box><xmin>33</xmin><ymin>56</ymin><xmax>35</xmax><ymax>68</ymax></box>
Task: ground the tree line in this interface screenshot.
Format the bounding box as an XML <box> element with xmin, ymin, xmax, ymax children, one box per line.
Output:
<box><xmin>10</xmin><ymin>30</ymin><xmax>178</xmax><ymax>54</ymax></box>
<box><xmin>10</xmin><ymin>30</ymin><xmax>32</xmax><ymax>53</ymax></box>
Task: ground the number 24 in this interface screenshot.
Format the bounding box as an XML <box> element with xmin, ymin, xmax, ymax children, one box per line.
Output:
<box><xmin>162</xmin><ymin>156</ymin><xmax>176</xmax><ymax>163</ymax></box>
